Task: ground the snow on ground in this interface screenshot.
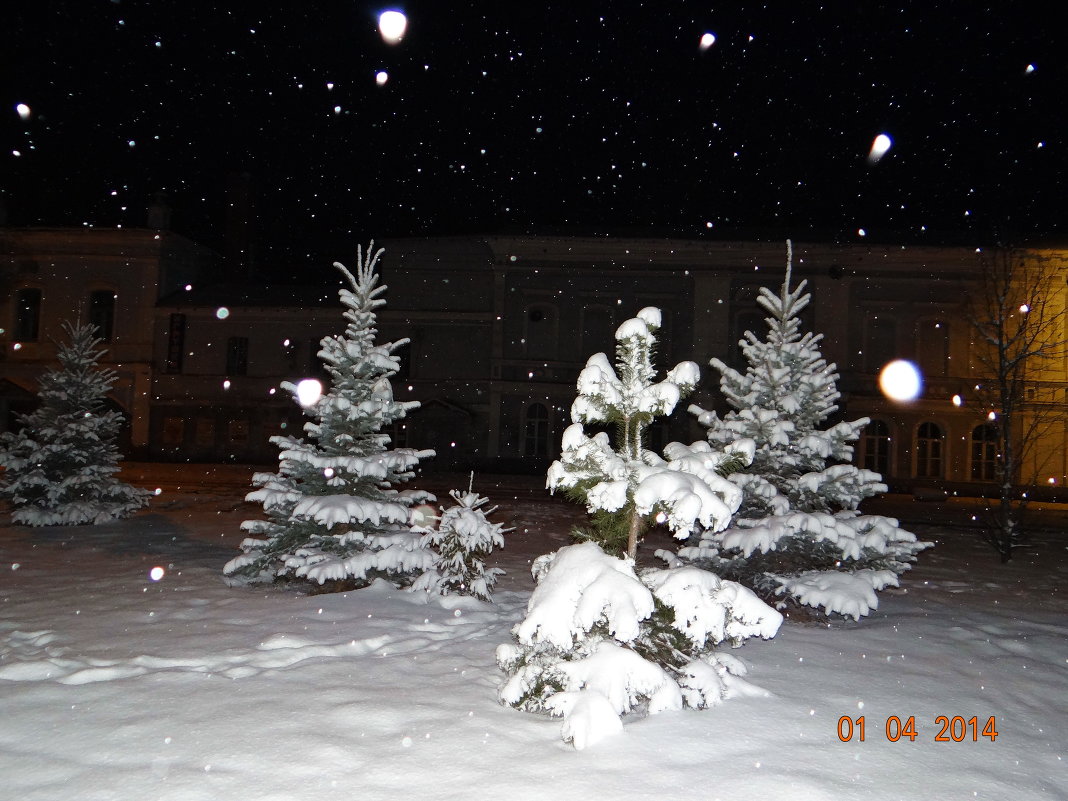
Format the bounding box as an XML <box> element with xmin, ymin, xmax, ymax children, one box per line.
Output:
<box><xmin>1</xmin><ymin>465</ymin><xmax>1066</xmax><ymax>801</ymax></box>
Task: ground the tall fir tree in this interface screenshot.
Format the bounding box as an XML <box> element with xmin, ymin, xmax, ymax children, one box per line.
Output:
<box><xmin>0</xmin><ymin>322</ymin><xmax>150</xmax><ymax>525</ymax></box>
<box><xmin>680</xmin><ymin>242</ymin><xmax>930</xmax><ymax>620</ymax></box>
<box><xmin>224</xmin><ymin>243</ymin><xmax>436</xmax><ymax>589</ymax></box>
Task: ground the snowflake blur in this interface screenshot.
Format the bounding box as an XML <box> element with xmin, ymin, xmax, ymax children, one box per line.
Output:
<box><xmin>378</xmin><ymin>10</ymin><xmax>407</xmax><ymax>44</ymax></box>
<box><xmin>879</xmin><ymin>359</ymin><xmax>923</xmax><ymax>402</ymax></box>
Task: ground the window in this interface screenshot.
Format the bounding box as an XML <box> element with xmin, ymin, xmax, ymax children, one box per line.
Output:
<box><xmin>14</xmin><ymin>288</ymin><xmax>41</xmax><ymax>341</ymax></box>
<box><xmin>161</xmin><ymin>416</ymin><xmax>185</xmax><ymax>446</ymax></box>
<box><xmin>581</xmin><ymin>305</ymin><xmax>614</xmax><ymax>356</ymax></box>
<box><xmin>194</xmin><ymin>418</ymin><xmax>215</xmax><ymax>447</ymax></box>
<box><xmin>864</xmin><ymin>313</ymin><xmax>897</xmax><ymax>373</ymax></box>
<box><xmin>524</xmin><ymin>303</ymin><xmax>558</xmax><ymax>360</ymax></box>
<box><xmin>861</xmin><ymin>419</ymin><xmax>891</xmax><ymax>476</ymax></box>
<box><xmin>165</xmin><ymin>313</ymin><xmax>186</xmax><ymax>374</ymax></box>
<box><xmin>523</xmin><ymin>402</ymin><xmax>551</xmax><ymax>457</ymax></box>
<box><xmin>916</xmin><ymin>318</ymin><xmax>949</xmax><ymax>377</ymax></box>
<box><xmin>970</xmin><ymin>423</ymin><xmax>998</xmax><ymax>481</ymax></box>
<box><xmin>915</xmin><ymin>422</ymin><xmax>944</xmax><ymax>478</ymax></box>
<box><xmin>387</xmin><ymin>420</ymin><xmax>409</xmax><ymax>448</ymax></box>
<box><xmin>228</xmin><ymin>419</ymin><xmax>250</xmax><ymax>444</ymax></box>
<box><xmin>226</xmin><ymin>337</ymin><xmax>249</xmax><ymax>375</ymax></box>
<box><xmin>88</xmin><ymin>290</ymin><xmax>116</xmax><ymax>341</ymax></box>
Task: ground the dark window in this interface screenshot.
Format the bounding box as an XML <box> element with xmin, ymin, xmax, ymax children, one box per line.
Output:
<box><xmin>862</xmin><ymin>419</ymin><xmax>891</xmax><ymax>476</ymax></box>
<box><xmin>524</xmin><ymin>303</ymin><xmax>558</xmax><ymax>360</ymax></box>
<box><xmin>970</xmin><ymin>423</ymin><xmax>999</xmax><ymax>481</ymax></box>
<box><xmin>387</xmin><ymin>419</ymin><xmax>409</xmax><ymax>448</ymax></box>
<box><xmin>581</xmin><ymin>305</ymin><xmax>615</xmax><ymax>356</ymax></box>
<box><xmin>165</xmin><ymin>313</ymin><xmax>186</xmax><ymax>373</ymax></box>
<box><xmin>14</xmin><ymin>288</ymin><xmax>41</xmax><ymax>341</ymax></box>
<box><xmin>916</xmin><ymin>318</ymin><xmax>949</xmax><ymax>377</ymax></box>
<box><xmin>226</xmin><ymin>337</ymin><xmax>249</xmax><ymax>375</ymax></box>
<box><xmin>523</xmin><ymin>402</ymin><xmax>551</xmax><ymax>457</ymax></box>
<box><xmin>864</xmin><ymin>314</ymin><xmax>897</xmax><ymax>373</ymax></box>
<box><xmin>89</xmin><ymin>290</ymin><xmax>116</xmax><ymax>341</ymax></box>
<box><xmin>916</xmin><ymin>422</ymin><xmax>944</xmax><ymax>478</ymax></box>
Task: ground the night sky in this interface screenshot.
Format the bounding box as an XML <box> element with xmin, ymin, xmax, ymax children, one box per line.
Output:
<box><xmin>4</xmin><ymin>2</ymin><xmax>1064</xmax><ymax>268</ymax></box>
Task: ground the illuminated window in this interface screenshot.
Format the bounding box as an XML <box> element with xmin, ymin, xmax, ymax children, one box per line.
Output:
<box><xmin>970</xmin><ymin>423</ymin><xmax>998</xmax><ymax>481</ymax></box>
<box><xmin>915</xmin><ymin>422</ymin><xmax>944</xmax><ymax>478</ymax></box>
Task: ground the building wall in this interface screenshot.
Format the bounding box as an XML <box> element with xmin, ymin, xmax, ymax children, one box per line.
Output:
<box><xmin>0</xmin><ymin>228</ymin><xmax>215</xmax><ymax>449</ymax></box>
<box><xmin>6</xmin><ymin>228</ymin><xmax>1067</xmax><ymax>493</ymax></box>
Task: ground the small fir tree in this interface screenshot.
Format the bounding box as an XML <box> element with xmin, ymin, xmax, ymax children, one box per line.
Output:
<box><xmin>0</xmin><ymin>322</ymin><xmax>150</xmax><ymax>525</ymax></box>
<box><xmin>497</xmin><ymin>542</ymin><xmax>782</xmax><ymax>750</ymax></box>
<box><xmin>412</xmin><ymin>476</ymin><xmax>509</xmax><ymax>602</ymax></box>
<box><xmin>546</xmin><ymin>306</ymin><xmax>748</xmax><ymax>560</ymax></box>
<box><xmin>504</xmin><ymin>308</ymin><xmax>781</xmax><ymax>749</ymax></box>
<box><xmin>224</xmin><ymin>243</ymin><xmax>435</xmax><ymax>589</ymax></box>
<box><xmin>681</xmin><ymin>242</ymin><xmax>930</xmax><ymax>619</ymax></box>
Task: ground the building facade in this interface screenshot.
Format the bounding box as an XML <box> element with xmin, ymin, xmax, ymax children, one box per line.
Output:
<box><xmin>4</xmin><ymin>228</ymin><xmax>1066</xmax><ymax>496</ymax></box>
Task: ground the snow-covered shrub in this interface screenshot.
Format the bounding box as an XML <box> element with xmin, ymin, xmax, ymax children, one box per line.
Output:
<box><xmin>547</xmin><ymin>306</ymin><xmax>749</xmax><ymax>560</ymax></box>
<box><xmin>412</xmin><ymin>480</ymin><xmax>509</xmax><ymax>602</ymax></box>
<box><xmin>497</xmin><ymin>542</ymin><xmax>782</xmax><ymax>750</ymax></box>
<box><xmin>0</xmin><ymin>322</ymin><xmax>150</xmax><ymax>526</ymax></box>
<box><xmin>678</xmin><ymin>242</ymin><xmax>930</xmax><ymax>619</ymax></box>
<box><xmin>224</xmin><ymin>243</ymin><xmax>435</xmax><ymax>590</ymax></box>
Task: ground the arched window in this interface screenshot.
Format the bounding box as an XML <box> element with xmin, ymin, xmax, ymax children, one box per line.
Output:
<box><xmin>524</xmin><ymin>303</ymin><xmax>558</xmax><ymax>360</ymax></box>
<box><xmin>14</xmin><ymin>288</ymin><xmax>42</xmax><ymax>341</ymax></box>
<box><xmin>523</xmin><ymin>402</ymin><xmax>551</xmax><ymax>457</ymax></box>
<box><xmin>88</xmin><ymin>290</ymin><xmax>116</xmax><ymax>342</ymax></box>
<box><xmin>970</xmin><ymin>423</ymin><xmax>999</xmax><ymax>481</ymax></box>
<box><xmin>916</xmin><ymin>318</ymin><xmax>949</xmax><ymax>377</ymax></box>
<box><xmin>861</xmin><ymin>419</ymin><xmax>891</xmax><ymax>477</ymax></box>
<box><xmin>915</xmin><ymin>422</ymin><xmax>945</xmax><ymax>478</ymax></box>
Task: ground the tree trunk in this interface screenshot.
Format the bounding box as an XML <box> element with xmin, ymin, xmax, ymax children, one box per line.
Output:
<box><xmin>626</xmin><ymin>505</ymin><xmax>642</xmax><ymax>561</ymax></box>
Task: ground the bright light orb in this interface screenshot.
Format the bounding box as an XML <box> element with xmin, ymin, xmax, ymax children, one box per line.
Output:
<box><xmin>411</xmin><ymin>503</ymin><xmax>437</xmax><ymax>528</ymax></box>
<box><xmin>375</xmin><ymin>70</ymin><xmax>389</xmax><ymax>86</ymax></box>
<box><xmin>699</xmin><ymin>32</ymin><xmax>716</xmax><ymax>50</ymax></box>
<box><xmin>149</xmin><ymin>566</ymin><xmax>165</xmax><ymax>581</ymax></box>
<box><xmin>868</xmin><ymin>133</ymin><xmax>893</xmax><ymax>163</ymax></box>
<box><xmin>215</xmin><ymin>307</ymin><xmax>229</xmax><ymax>319</ymax></box>
<box><xmin>16</xmin><ymin>103</ymin><xmax>31</xmax><ymax>120</ymax></box>
<box><xmin>378</xmin><ymin>10</ymin><xmax>407</xmax><ymax>44</ymax></box>
<box><xmin>295</xmin><ymin>378</ymin><xmax>323</xmax><ymax>407</ymax></box>
<box><xmin>879</xmin><ymin>359</ymin><xmax>923</xmax><ymax>402</ymax></box>
<box><xmin>952</xmin><ymin>394</ymin><xmax>963</xmax><ymax>407</ymax></box>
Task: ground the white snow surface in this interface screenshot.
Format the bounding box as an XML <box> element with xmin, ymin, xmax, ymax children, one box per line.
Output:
<box><xmin>2</xmin><ymin>467</ymin><xmax>1066</xmax><ymax>800</ymax></box>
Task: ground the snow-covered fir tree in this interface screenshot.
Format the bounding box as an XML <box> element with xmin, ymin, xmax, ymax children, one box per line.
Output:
<box><xmin>500</xmin><ymin>307</ymin><xmax>782</xmax><ymax>750</ymax></box>
<box><xmin>678</xmin><ymin>242</ymin><xmax>930</xmax><ymax>620</ymax></box>
<box><xmin>223</xmin><ymin>243</ymin><xmax>436</xmax><ymax>589</ymax></box>
<box><xmin>546</xmin><ymin>306</ymin><xmax>750</xmax><ymax>560</ymax></box>
<box><xmin>0</xmin><ymin>322</ymin><xmax>150</xmax><ymax>526</ymax></box>
<box><xmin>497</xmin><ymin>542</ymin><xmax>782</xmax><ymax>750</ymax></box>
<box><xmin>412</xmin><ymin>477</ymin><xmax>509</xmax><ymax>602</ymax></box>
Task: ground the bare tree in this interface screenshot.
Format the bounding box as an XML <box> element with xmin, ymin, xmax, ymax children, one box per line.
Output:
<box><xmin>967</xmin><ymin>247</ymin><xmax>1067</xmax><ymax>562</ymax></box>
